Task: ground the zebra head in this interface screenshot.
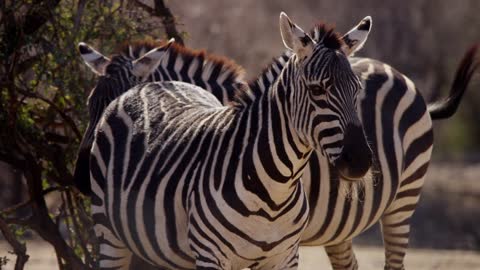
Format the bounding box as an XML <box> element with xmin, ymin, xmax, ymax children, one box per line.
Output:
<box><xmin>279</xmin><ymin>13</ymin><xmax>372</xmax><ymax>180</ymax></box>
<box><xmin>73</xmin><ymin>40</ymin><xmax>174</xmax><ymax>194</ymax></box>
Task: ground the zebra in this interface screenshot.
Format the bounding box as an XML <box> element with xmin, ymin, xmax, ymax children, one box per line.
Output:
<box><xmin>77</xmin><ymin>17</ymin><xmax>479</xmax><ymax>269</ymax></box>
<box><xmin>74</xmin><ymin>37</ymin><xmax>247</xmax><ymax>195</ymax></box>
<box><xmin>87</xmin><ymin>13</ymin><xmax>372</xmax><ymax>269</ymax></box>
<box><xmin>218</xmin><ymin>30</ymin><xmax>478</xmax><ymax>270</ymax></box>
<box><xmin>251</xmin><ymin>25</ymin><xmax>479</xmax><ymax>270</ymax></box>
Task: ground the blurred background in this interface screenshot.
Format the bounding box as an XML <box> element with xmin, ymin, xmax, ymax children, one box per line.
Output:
<box><xmin>169</xmin><ymin>0</ymin><xmax>480</xmax><ymax>158</ymax></box>
<box><xmin>1</xmin><ymin>0</ymin><xmax>479</xmax><ymax>269</ymax></box>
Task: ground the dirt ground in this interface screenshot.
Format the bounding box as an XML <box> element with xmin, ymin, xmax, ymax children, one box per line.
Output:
<box><xmin>299</xmin><ymin>246</ymin><xmax>480</xmax><ymax>270</ymax></box>
<box><xmin>1</xmin><ymin>161</ymin><xmax>480</xmax><ymax>269</ymax></box>
<box><xmin>1</xmin><ymin>241</ymin><xmax>480</xmax><ymax>270</ymax></box>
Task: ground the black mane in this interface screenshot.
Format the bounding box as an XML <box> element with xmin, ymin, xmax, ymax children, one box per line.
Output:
<box><xmin>113</xmin><ymin>38</ymin><xmax>245</xmax><ymax>80</ymax></box>
<box><xmin>310</xmin><ymin>23</ymin><xmax>344</xmax><ymax>50</ymax></box>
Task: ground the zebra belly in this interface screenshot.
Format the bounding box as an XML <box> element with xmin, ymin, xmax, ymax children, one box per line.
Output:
<box><xmin>103</xmin><ymin>151</ymin><xmax>309</xmax><ymax>269</ymax></box>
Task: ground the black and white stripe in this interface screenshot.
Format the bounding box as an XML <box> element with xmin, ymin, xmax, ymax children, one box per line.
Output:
<box><xmin>213</xmin><ymin>21</ymin><xmax>477</xmax><ymax>270</ymax></box>
<box><xmin>238</xmin><ymin>22</ymin><xmax>476</xmax><ymax>270</ymax></box>
<box><xmin>74</xmin><ymin>39</ymin><xmax>248</xmax><ymax>195</ymax></box>
<box><xmin>77</xmin><ymin>15</ymin><xmax>477</xmax><ymax>270</ymax></box>
<box><xmin>278</xmin><ymin>26</ymin><xmax>476</xmax><ymax>270</ymax></box>
<box><xmin>88</xmin><ymin>13</ymin><xmax>371</xmax><ymax>269</ymax></box>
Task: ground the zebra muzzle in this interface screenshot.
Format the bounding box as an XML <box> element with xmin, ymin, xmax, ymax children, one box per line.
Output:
<box><xmin>334</xmin><ymin>124</ymin><xmax>372</xmax><ymax>181</ymax></box>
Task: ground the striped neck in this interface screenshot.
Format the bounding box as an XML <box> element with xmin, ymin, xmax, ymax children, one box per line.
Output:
<box><xmin>233</xmin><ymin>58</ymin><xmax>312</xmax><ymax>208</ymax></box>
<box><xmin>146</xmin><ymin>45</ymin><xmax>247</xmax><ymax>104</ymax></box>
<box><xmin>230</xmin><ymin>52</ymin><xmax>291</xmax><ymax>107</ymax></box>
<box><xmin>248</xmin><ymin>52</ymin><xmax>291</xmax><ymax>97</ymax></box>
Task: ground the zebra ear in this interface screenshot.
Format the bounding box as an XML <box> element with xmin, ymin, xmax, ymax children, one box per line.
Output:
<box><xmin>131</xmin><ymin>39</ymin><xmax>175</xmax><ymax>78</ymax></box>
<box><xmin>78</xmin><ymin>42</ymin><xmax>111</xmax><ymax>76</ymax></box>
<box><xmin>340</xmin><ymin>16</ymin><xmax>372</xmax><ymax>56</ymax></box>
<box><xmin>279</xmin><ymin>12</ymin><xmax>314</xmax><ymax>59</ymax></box>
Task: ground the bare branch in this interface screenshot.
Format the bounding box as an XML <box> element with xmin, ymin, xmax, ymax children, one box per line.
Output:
<box><xmin>133</xmin><ymin>0</ymin><xmax>155</xmax><ymax>13</ymax></box>
<box><xmin>0</xmin><ymin>186</ymin><xmax>63</xmax><ymax>216</ymax></box>
<box><xmin>133</xmin><ymin>0</ymin><xmax>184</xmax><ymax>45</ymax></box>
<box><xmin>0</xmin><ymin>149</ymin><xmax>89</xmax><ymax>270</ymax></box>
<box><xmin>73</xmin><ymin>0</ymin><xmax>87</xmax><ymax>35</ymax></box>
<box><xmin>154</xmin><ymin>0</ymin><xmax>184</xmax><ymax>45</ymax></box>
<box><xmin>0</xmin><ymin>216</ymin><xmax>29</xmax><ymax>270</ymax></box>
<box><xmin>22</xmin><ymin>0</ymin><xmax>62</xmax><ymax>35</ymax></box>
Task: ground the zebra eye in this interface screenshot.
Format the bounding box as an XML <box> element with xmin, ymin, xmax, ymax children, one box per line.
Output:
<box><xmin>309</xmin><ymin>85</ymin><xmax>326</xmax><ymax>96</ymax></box>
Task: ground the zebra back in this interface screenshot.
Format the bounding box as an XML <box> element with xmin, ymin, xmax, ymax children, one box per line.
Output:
<box><xmin>74</xmin><ymin>39</ymin><xmax>251</xmax><ymax>194</ymax></box>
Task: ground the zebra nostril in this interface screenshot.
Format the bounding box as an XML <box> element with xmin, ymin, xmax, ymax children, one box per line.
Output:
<box><xmin>343</xmin><ymin>152</ymin><xmax>353</xmax><ymax>164</ymax></box>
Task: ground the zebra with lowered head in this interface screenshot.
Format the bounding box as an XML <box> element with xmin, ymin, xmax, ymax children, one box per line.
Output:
<box><xmin>74</xmin><ymin>37</ymin><xmax>247</xmax><ymax>195</ymax></box>
<box><xmin>87</xmin><ymin>13</ymin><xmax>372</xmax><ymax>269</ymax></box>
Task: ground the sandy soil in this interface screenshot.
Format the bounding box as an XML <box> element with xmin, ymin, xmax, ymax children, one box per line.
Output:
<box><xmin>300</xmin><ymin>246</ymin><xmax>480</xmax><ymax>269</ymax></box>
<box><xmin>1</xmin><ymin>241</ymin><xmax>480</xmax><ymax>270</ymax></box>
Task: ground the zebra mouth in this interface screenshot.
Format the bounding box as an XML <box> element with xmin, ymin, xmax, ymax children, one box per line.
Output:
<box><xmin>336</xmin><ymin>167</ymin><xmax>365</xmax><ymax>182</ymax></box>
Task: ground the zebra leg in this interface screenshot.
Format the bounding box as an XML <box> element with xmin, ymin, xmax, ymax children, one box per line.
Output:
<box><xmin>324</xmin><ymin>241</ymin><xmax>358</xmax><ymax>270</ymax></box>
<box><xmin>380</xmin><ymin>213</ymin><xmax>411</xmax><ymax>270</ymax></box>
<box><xmin>90</xmin><ymin>145</ymin><xmax>134</xmax><ymax>269</ymax></box>
<box><xmin>381</xmin><ymin>188</ymin><xmax>423</xmax><ymax>270</ymax></box>
<box><xmin>94</xmin><ymin>216</ymin><xmax>133</xmax><ymax>269</ymax></box>
<box><xmin>193</xmin><ymin>258</ymin><xmax>228</xmax><ymax>270</ymax></box>
<box><xmin>380</xmin><ymin>173</ymin><xmax>425</xmax><ymax>270</ymax></box>
<box><xmin>274</xmin><ymin>245</ymin><xmax>300</xmax><ymax>270</ymax></box>
<box><xmin>257</xmin><ymin>245</ymin><xmax>300</xmax><ymax>270</ymax></box>
<box><xmin>190</xmin><ymin>246</ymin><xmax>230</xmax><ymax>270</ymax></box>
<box><xmin>91</xmin><ymin>190</ymin><xmax>133</xmax><ymax>269</ymax></box>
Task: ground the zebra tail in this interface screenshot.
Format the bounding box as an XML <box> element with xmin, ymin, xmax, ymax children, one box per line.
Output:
<box><xmin>428</xmin><ymin>44</ymin><xmax>480</xmax><ymax>120</ymax></box>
